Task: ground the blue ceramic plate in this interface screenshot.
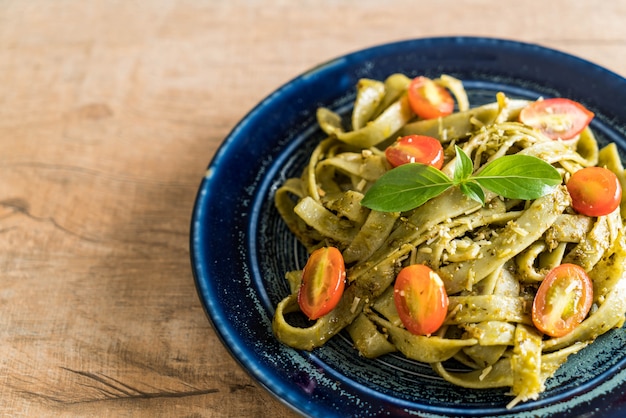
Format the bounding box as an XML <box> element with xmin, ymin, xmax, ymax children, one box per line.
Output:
<box><xmin>191</xmin><ymin>37</ymin><xmax>626</xmax><ymax>417</ymax></box>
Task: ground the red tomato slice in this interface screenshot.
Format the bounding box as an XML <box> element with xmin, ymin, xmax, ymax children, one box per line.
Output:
<box><xmin>393</xmin><ymin>264</ymin><xmax>449</xmax><ymax>336</ymax></box>
<box><xmin>566</xmin><ymin>166</ymin><xmax>622</xmax><ymax>217</ymax></box>
<box><xmin>385</xmin><ymin>135</ymin><xmax>444</xmax><ymax>169</ymax></box>
<box><xmin>407</xmin><ymin>76</ymin><xmax>454</xmax><ymax>120</ymax></box>
<box><xmin>298</xmin><ymin>247</ymin><xmax>346</xmax><ymax>320</ymax></box>
<box><xmin>519</xmin><ymin>98</ymin><xmax>594</xmax><ymax>140</ymax></box>
<box><xmin>532</xmin><ymin>264</ymin><xmax>593</xmax><ymax>338</ymax></box>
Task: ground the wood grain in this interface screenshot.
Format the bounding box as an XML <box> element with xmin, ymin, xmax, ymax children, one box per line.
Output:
<box><xmin>1</xmin><ymin>1</ymin><xmax>625</xmax><ymax>416</ymax></box>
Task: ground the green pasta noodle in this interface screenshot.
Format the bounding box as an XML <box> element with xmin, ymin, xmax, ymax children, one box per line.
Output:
<box><xmin>271</xmin><ymin>74</ymin><xmax>626</xmax><ymax>408</ymax></box>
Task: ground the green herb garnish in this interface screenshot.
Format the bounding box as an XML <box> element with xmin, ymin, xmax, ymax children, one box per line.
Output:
<box><xmin>361</xmin><ymin>146</ymin><xmax>562</xmax><ymax>212</ymax></box>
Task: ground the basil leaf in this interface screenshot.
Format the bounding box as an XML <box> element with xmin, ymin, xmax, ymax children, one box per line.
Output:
<box><xmin>453</xmin><ymin>146</ymin><xmax>474</xmax><ymax>183</ymax></box>
<box><xmin>460</xmin><ymin>181</ymin><xmax>485</xmax><ymax>205</ymax></box>
<box><xmin>361</xmin><ymin>164</ymin><xmax>453</xmax><ymax>212</ymax></box>
<box><xmin>474</xmin><ymin>155</ymin><xmax>562</xmax><ymax>200</ymax></box>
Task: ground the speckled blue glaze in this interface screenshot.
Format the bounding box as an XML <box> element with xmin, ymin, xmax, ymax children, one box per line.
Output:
<box><xmin>190</xmin><ymin>37</ymin><xmax>626</xmax><ymax>417</ymax></box>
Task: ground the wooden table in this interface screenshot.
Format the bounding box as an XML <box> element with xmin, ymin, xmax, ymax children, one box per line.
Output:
<box><xmin>2</xmin><ymin>1</ymin><xmax>625</xmax><ymax>416</ymax></box>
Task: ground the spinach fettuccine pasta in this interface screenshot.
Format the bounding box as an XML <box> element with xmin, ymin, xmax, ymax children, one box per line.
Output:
<box><xmin>271</xmin><ymin>73</ymin><xmax>626</xmax><ymax>408</ymax></box>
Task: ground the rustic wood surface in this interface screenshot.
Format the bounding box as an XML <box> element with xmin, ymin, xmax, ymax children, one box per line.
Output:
<box><xmin>2</xmin><ymin>1</ymin><xmax>626</xmax><ymax>417</ymax></box>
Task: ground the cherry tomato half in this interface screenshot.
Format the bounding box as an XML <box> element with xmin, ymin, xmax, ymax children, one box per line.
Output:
<box><xmin>393</xmin><ymin>264</ymin><xmax>449</xmax><ymax>336</ymax></box>
<box><xmin>519</xmin><ymin>98</ymin><xmax>594</xmax><ymax>140</ymax></box>
<box><xmin>532</xmin><ymin>263</ymin><xmax>593</xmax><ymax>338</ymax></box>
<box><xmin>407</xmin><ymin>76</ymin><xmax>455</xmax><ymax>120</ymax></box>
<box><xmin>566</xmin><ymin>166</ymin><xmax>622</xmax><ymax>217</ymax></box>
<box><xmin>298</xmin><ymin>247</ymin><xmax>346</xmax><ymax>320</ymax></box>
<box><xmin>385</xmin><ymin>135</ymin><xmax>444</xmax><ymax>169</ymax></box>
